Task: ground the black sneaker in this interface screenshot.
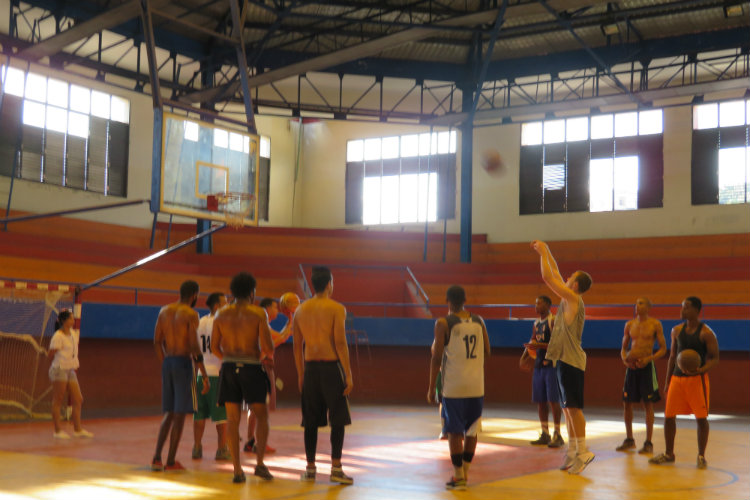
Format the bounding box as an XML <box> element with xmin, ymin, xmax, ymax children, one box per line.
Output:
<box><xmin>243</xmin><ymin>438</ymin><xmax>255</xmax><ymax>453</ymax></box>
<box><xmin>254</xmin><ymin>464</ymin><xmax>273</xmax><ymax>481</ymax></box>
<box><xmin>300</xmin><ymin>466</ymin><xmax>316</xmax><ymax>482</ymax></box>
<box><xmin>616</xmin><ymin>438</ymin><xmax>636</xmax><ymax>451</ymax></box>
<box><xmin>330</xmin><ymin>467</ymin><xmax>353</xmax><ymax>485</ymax></box>
<box><xmin>638</xmin><ymin>441</ymin><xmax>653</xmax><ymax>455</ymax></box>
<box><xmin>530</xmin><ymin>432</ymin><xmax>551</xmax><ymax>445</ymax></box>
<box><xmin>445</xmin><ymin>477</ymin><xmax>467</xmax><ymax>490</ymax></box>
<box><xmin>649</xmin><ymin>452</ymin><xmax>676</xmax><ymax>465</ymax></box>
<box><xmin>232</xmin><ymin>472</ymin><xmax>246</xmax><ymax>483</ymax></box>
<box><xmin>548</xmin><ymin>432</ymin><xmax>565</xmax><ymax>448</ymax></box>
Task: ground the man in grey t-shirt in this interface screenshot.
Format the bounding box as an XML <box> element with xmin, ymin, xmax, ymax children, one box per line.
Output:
<box><xmin>531</xmin><ymin>240</ymin><xmax>593</xmax><ymax>475</ymax></box>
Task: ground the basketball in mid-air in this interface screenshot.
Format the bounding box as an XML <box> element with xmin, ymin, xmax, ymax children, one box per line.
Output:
<box><xmin>481</xmin><ymin>149</ymin><xmax>506</xmax><ymax>176</ymax></box>
<box><xmin>677</xmin><ymin>348</ymin><xmax>702</xmax><ymax>373</ymax></box>
<box><xmin>280</xmin><ymin>292</ymin><xmax>301</xmax><ymax>315</ymax></box>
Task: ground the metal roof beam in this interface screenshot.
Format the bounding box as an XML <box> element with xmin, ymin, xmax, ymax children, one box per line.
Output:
<box><xmin>244</xmin><ymin>27</ymin><xmax>748</xmax><ymax>83</ymax></box>
<box><xmin>18</xmin><ymin>0</ymin><xmax>169</xmax><ymax>61</ymax></box>
<box><xmin>425</xmin><ymin>76</ymin><xmax>750</xmax><ymax>126</ymax></box>
<box><xmin>537</xmin><ymin>0</ymin><xmax>639</xmax><ymax>104</ymax></box>
<box><xmin>181</xmin><ymin>7</ymin><xmax>519</xmax><ymax>104</ymax></box>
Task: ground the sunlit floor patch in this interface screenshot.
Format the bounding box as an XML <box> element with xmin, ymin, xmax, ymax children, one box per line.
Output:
<box><xmin>0</xmin><ymin>406</ymin><xmax>747</xmax><ymax>500</ymax></box>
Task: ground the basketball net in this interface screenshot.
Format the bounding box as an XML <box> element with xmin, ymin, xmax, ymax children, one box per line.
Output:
<box><xmin>207</xmin><ymin>192</ymin><xmax>254</xmax><ymax>229</ymax></box>
<box><xmin>0</xmin><ymin>281</ymin><xmax>78</xmax><ymax>420</ymax></box>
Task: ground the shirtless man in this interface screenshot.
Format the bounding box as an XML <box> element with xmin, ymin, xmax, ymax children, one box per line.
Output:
<box><xmin>531</xmin><ymin>240</ymin><xmax>594</xmax><ymax>475</ymax></box>
<box><xmin>616</xmin><ymin>297</ymin><xmax>667</xmax><ymax>454</ymax></box>
<box><xmin>211</xmin><ymin>272</ymin><xmax>274</xmax><ymax>483</ymax></box>
<box><xmin>293</xmin><ymin>266</ymin><xmax>354</xmax><ymax>485</ymax></box>
<box><xmin>152</xmin><ymin>280</ymin><xmax>209</xmax><ymax>472</ymax></box>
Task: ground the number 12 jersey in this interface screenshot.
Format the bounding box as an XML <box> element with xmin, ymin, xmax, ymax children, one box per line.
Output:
<box><xmin>441</xmin><ymin>313</ymin><xmax>485</xmax><ymax>398</ymax></box>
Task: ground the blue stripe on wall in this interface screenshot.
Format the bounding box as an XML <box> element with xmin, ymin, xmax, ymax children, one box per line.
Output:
<box><xmin>79</xmin><ymin>304</ymin><xmax>749</xmax><ymax>351</ymax></box>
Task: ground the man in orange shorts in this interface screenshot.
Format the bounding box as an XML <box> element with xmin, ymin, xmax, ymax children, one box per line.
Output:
<box><xmin>649</xmin><ymin>296</ymin><xmax>719</xmax><ymax>469</ymax></box>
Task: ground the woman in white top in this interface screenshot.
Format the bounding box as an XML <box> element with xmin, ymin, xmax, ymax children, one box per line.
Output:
<box><xmin>48</xmin><ymin>309</ymin><xmax>92</xmax><ymax>439</ymax></box>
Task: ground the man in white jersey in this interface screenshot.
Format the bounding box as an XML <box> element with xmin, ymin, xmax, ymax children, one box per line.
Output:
<box><xmin>531</xmin><ymin>240</ymin><xmax>593</xmax><ymax>475</ymax></box>
<box><xmin>428</xmin><ymin>285</ymin><xmax>490</xmax><ymax>490</ymax></box>
<box><xmin>192</xmin><ymin>292</ymin><xmax>229</xmax><ymax>461</ymax></box>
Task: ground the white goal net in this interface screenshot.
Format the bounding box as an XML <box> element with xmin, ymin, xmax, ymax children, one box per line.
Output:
<box><xmin>0</xmin><ymin>281</ymin><xmax>77</xmax><ymax>420</ymax></box>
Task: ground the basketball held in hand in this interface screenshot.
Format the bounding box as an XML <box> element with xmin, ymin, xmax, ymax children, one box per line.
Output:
<box><xmin>481</xmin><ymin>149</ymin><xmax>506</xmax><ymax>177</ymax></box>
<box><xmin>677</xmin><ymin>348</ymin><xmax>702</xmax><ymax>374</ymax></box>
<box><xmin>279</xmin><ymin>292</ymin><xmax>300</xmax><ymax>316</ymax></box>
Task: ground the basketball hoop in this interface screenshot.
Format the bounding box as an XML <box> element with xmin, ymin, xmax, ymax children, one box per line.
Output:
<box><xmin>206</xmin><ymin>192</ymin><xmax>254</xmax><ymax>229</ymax></box>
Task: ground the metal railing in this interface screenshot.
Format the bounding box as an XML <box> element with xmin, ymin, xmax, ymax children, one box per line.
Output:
<box><xmin>406</xmin><ymin>266</ymin><xmax>429</xmax><ymax>306</ymax></box>
<box><xmin>2</xmin><ymin>276</ymin><xmax>747</xmax><ymax>320</ymax></box>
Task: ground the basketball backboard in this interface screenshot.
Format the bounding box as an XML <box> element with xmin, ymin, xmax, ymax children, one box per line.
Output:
<box><xmin>158</xmin><ymin>111</ymin><xmax>259</xmax><ymax>226</ymax></box>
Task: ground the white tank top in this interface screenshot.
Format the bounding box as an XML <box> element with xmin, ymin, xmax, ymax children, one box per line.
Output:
<box><xmin>197</xmin><ymin>314</ymin><xmax>221</xmax><ymax>377</ymax></box>
<box><xmin>441</xmin><ymin>314</ymin><xmax>485</xmax><ymax>398</ymax></box>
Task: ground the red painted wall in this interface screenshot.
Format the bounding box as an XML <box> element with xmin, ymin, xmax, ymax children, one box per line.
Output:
<box><xmin>68</xmin><ymin>340</ymin><xmax>749</xmax><ymax>415</ymax></box>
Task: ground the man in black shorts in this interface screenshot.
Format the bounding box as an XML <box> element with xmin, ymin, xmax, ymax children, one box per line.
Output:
<box><xmin>293</xmin><ymin>266</ymin><xmax>354</xmax><ymax>484</ymax></box>
<box><xmin>211</xmin><ymin>272</ymin><xmax>275</xmax><ymax>483</ymax></box>
<box><xmin>617</xmin><ymin>297</ymin><xmax>666</xmax><ymax>454</ymax></box>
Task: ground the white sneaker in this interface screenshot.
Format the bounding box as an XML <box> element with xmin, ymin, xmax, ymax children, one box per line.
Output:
<box><xmin>73</xmin><ymin>429</ymin><xmax>94</xmax><ymax>438</ymax></box>
<box><xmin>568</xmin><ymin>451</ymin><xmax>595</xmax><ymax>475</ymax></box>
<box><xmin>53</xmin><ymin>430</ymin><xmax>71</xmax><ymax>439</ymax></box>
<box><xmin>559</xmin><ymin>454</ymin><xmax>576</xmax><ymax>470</ymax></box>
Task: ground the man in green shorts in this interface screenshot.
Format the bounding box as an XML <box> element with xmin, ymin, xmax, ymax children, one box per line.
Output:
<box><xmin>192</xmin><ymin>292</ymin><xmax>230</xmax><ymax>460</ymax></box>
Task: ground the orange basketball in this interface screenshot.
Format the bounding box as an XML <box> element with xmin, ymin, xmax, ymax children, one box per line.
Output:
<box><xmin>279</xmin><ymin>292</ymin><xmax>300</xmax><ymax>315</ymax></box>
<box><xmin>481</xmin><ymin>149</ymin><xmax>505</xmax><ymax>176</ymax></box>
<box><xmin>677</xmin><ymin>349</ymin><xmax>702</xmax><ymax>373</ymax></box>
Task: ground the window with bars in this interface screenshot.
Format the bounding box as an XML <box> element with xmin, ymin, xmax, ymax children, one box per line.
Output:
<box><xmin>691</xmin><ymin>100</ymin><xmax>750</xmax><ymax>205</ymax></box>
<box><xmin>0</xmin><ymin>66</ymin><xmax>129</xmax><ymax>196</ymax></box>
<box><xmin>519</xmin><ymin>109</ymin><xmax>663</xmax><ymax>214</ymax></box>
<box><xmin>345</xmin><ymin>131</ymin><xmax>457</xmax><ymax>225</ymax></box>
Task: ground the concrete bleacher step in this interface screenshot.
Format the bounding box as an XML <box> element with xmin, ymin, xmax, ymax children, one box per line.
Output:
<box><xmin>422</xmin><ymin>280</ymin><xmax>750</xmax><ymax>306</ymax></box>
<box><xmin>0</xmin><ymin>254</ymin><xmax>299</xmax><ymax>302</ymax></box>
<box><xmin>473</xmin><ymin>233</ymin><xmax>750</xmax><ymax>263</ymax></box>
<box><xmin>3</xmin><ymin>211</ymin><xmax>747</xmax><ymax>315</ymax></box>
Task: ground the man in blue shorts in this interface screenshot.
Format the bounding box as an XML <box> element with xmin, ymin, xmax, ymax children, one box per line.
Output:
<box><xmin>527</xmin><ymin>295</ymin><xmax>564</xmax><ymax>448</ymax></box>
<box><xmin>152</xmin><ymin>280</ymin><xmax>209</xmax><ymax>472</ymax></box>
<box><xmin>428</xmin><ymin>285</ymin><xmax>491</xmax><ymax>490</ymax></box>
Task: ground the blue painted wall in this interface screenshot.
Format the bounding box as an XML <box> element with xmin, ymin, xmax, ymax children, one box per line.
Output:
<box><xmin>79</xmin><ymin>303</ymin><xmax>749</xmax><ymax>351</ymax></box>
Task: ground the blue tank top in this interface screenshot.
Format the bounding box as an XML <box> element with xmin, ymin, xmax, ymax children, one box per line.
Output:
<box><xmin>673</xmin><ymin>322</ymin><xmax>707</xmax><ymax>377</ymax></box>
<box><xmin>533</xmin><ymin>316</ymin><xmax>552</xmax><ymax>368</ymax></box>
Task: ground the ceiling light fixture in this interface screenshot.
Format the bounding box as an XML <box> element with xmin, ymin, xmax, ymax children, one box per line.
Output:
<box><xmin>723</xmin><ymin>4</ymin><xmax>744</xmax><ymax>17</ymax></box>
<box><xmin>600</xmin><ymin>23</ymin><xmax>619</xmax><ymax>36</ymax></box>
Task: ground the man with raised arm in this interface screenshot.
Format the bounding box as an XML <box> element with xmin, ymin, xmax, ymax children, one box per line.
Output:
<box><xmin>616</xmin><ymin>297</ymin><xmax>667</xmax><ymax>454</ymax></box>
<box><xmin>293</xmin><ymin>266</ymin><xmax>354</xmax><ymax>485</ymax></box>
<box><xmin>531</xmin><ymin>240</ymin><xmax>594</xmax><ymax>475</ymax></box>
<box><xmin>245</xmin><ymin>296</ymin><xmax>300</xmax><ymax>454</ymax></box>
<box><xmin>211</xmin><ymin>272</ymin><xmax>275</xmax><ymax>483</ymax></box>
<box><xmin>427</xmin><ymin>285</ymin><xmax>491</xmax><ymax>490</ymax></box>
<box><xmin>650</xmin><ymin>296</ymin><xmax>719</xmax><ymax>469</ymax></box>
<box><xmin>152</xmin><ymin>280</ymin><xmax>209</xmax><ymax>472</ymax></box>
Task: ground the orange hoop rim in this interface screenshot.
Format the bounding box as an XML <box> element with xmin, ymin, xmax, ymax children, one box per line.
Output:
<box><xmin>207</xmin><ymin>192</ymin><xmax>255</xmax><ymax>228</ymax></box>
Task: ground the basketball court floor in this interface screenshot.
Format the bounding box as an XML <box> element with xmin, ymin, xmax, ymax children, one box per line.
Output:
<box><xmin>1</xmin><ymin>405</ymin><xmax>747</xmax><ymax>500</ymax></box>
